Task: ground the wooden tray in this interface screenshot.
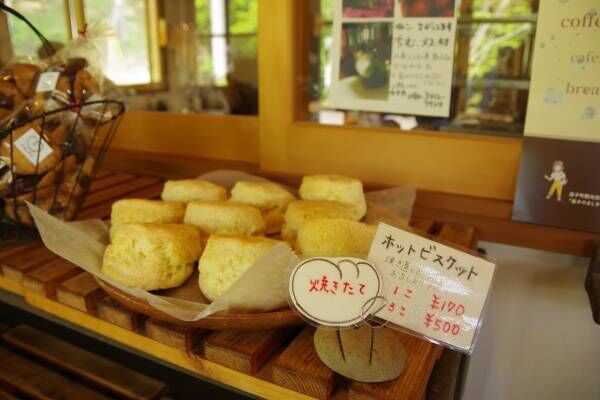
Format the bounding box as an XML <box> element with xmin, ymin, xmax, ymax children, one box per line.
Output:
<box><xmin>96</xmin><ymin>278</ymin><xmax>303</xmax><ymax>331</ymax></box>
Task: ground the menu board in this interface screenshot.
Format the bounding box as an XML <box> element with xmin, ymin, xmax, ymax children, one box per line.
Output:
<box><xmin>524</xmin><ymin>1</ymin><xmax>600</xmax><ymax>142</ymax></box>
<box><xmin>328</xmin><ymin>0</ymin><xmax>457</xmax><ymax>117</ymax></box>
<box><xmin>513</xmin><ymin>0</ymin><xmax>600</xmax><ymax>233</ymax></box>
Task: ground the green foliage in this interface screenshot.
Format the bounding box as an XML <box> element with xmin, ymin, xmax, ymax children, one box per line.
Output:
<box><xmin>6</xmin><ymin>0</ymin><xmax>68</xmax><ymax>58</ymax></box>
<box><xmin>321</xmin><ymin>0</ymin><xmax>334</xmax><ymax>21</ymax></box>
<box><xmin>472</xmin><ymin>0</ymin><xmax>532</xmax><ymax>18</ymax></box>
<box><xmin>195</xmin><ymin>0</ymin><xmax>211</xmax><ymax>35</ymax></box>
<box><xmin>228</xmin><ymin>0</ymin><xmax>257</xmax><ymax>34</ymax></box>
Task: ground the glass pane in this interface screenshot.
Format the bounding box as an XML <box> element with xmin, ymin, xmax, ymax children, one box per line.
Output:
<box><xmin>118</xmin><ymin>0</ymin><xmax>258</xmax><ymax>115</ymax></box>
<box><xmin>84</xmin><ymin>0</ymin><xmax>151</xmax><ymax>85</ymax></box>
<box><xmin>466</xmin><ymin>0</ymin><xmax>534</xmax><ymax>18</ymax></box>
<box><xmin>5</xmin><ymin>0</ymin><xmax>69</xmax><ymax>58</ymax></box>
<box><xmin>306</xmin><ymin>0</ymin><xmax>537</xmax><ymax>136</ymax></box>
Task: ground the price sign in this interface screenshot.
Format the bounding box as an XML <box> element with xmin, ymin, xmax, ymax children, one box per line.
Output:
<box><xmin>368</xmin><ymin>223</ymin><xmax>495</xmax><ymax>353</ymax></box>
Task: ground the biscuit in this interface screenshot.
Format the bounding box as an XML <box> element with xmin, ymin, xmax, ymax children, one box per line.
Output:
<box><xmin>55</xmin><ymin>75</ymin><xmax>72</xmax><ymax>95</ymax></box>
<box><xmin>161</xmin><ymin>179</ymin><xmax>227</xmax><ymax>203</ymax></box>
<box><xmin>230</xmin><ymin>181</ymin><xmax>296</xmax><ymax>234</ymax></box>
<box><xmin>282</xmin><ymin>200</ymin><xmax>358</xmax><ymax>243</ymax></box>
<box><xmin>0</xmin><ymin>81</ymin><xmax>25</xmax><ymax>109</ymax></box>
<box><xmin>198</xmin><ymin>234</ymin><xmax>281</xmax><ymax>301</ymax></box>
<box><xmin>111</xmin><ymin>199</ymin><xmax>186</xmax><ymax>225</ymax></box>
<box><xmin>12</xmin><ymin>63</ymin><xmax>42</xmax><ymax>96</ymax></box>
<box><xmin>102</xmin><ymin>223</ymin><xmax>202</xmax><ymax>290</ymax></box>
<box><xmin>296</xmin><ymin>218</ymin><xmax>376</xmax><ymax>258</ymax></box>
<box><xmin>184</xmin><ymin>201</ymin><xmax>265</xmax><ymax>236</ymax></box>
<box><xmin>48</xmin><ymin>123</ymin><xmax>69</xmax><ymax>146</ymax></box>
<box><xmin>73</xmin><ymin>69</ymin><xmax>99</xmax><ymax>100</ymax></box>
<box><xmin>299</xmin><ymin>174</ymin><xmax>367</xmax><ymax>220</ymax></box>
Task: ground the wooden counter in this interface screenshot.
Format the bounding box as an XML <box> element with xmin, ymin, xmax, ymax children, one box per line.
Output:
<box><xmin>0</xmin><ymin>171</ymin><xmax>475</xmax><ymax>400</ymax></box>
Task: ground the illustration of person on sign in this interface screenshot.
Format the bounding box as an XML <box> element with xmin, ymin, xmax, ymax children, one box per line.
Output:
<box><xmin>544</xmin><ymin>160</ymin><xmax>568</xmax><ymax>201</ymax></box>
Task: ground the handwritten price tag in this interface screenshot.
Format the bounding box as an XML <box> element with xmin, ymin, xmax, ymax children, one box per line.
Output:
<box><xmin>368</xmin><ymin>223</ymin><xmax>495</xmax><ymax>353</ymax></box>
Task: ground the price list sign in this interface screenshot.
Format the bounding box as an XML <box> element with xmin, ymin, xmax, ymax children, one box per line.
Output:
<box><xmin>328</xmin><ymin>0</ymin><xmax>457</xmax><ymax>117</ymax></box>
<box><xmin>368</xmin><ymin>223</ymin><xmax>495</xmax><ymax>353</ymax></box>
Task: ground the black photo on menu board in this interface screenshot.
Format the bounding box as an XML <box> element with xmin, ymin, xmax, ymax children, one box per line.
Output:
<box><xmin>339</xmin><ymin>22</ymin><xmax>393</xmax><ymax>98</ymax></box>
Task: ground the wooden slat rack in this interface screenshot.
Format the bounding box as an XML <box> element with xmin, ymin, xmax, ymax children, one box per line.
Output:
<box><xmin>0</xmin><ymin>171</ymin><xmax>478</xmax><ymax>400</ymax></box>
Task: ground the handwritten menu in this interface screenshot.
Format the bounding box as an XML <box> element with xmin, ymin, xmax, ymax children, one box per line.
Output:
<box><xmin>328</xmin><ymin>0</ymin><xmax>457</xmax><ymax>117</ymax></box>
<box><xmin>368</xmin><ymin>223</ymin><xmax>495</xmax><ymax>353</ymax></box>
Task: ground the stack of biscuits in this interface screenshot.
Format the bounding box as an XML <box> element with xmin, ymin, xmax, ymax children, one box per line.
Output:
<box><xmin>102</xmin><ymin>174</ymin><xmax>378</xmax><ymax>301</ymax></box>
<box><xmin>0</xmin><ymin>58</ymin><xmax>106</xmax><ymax>226</ymax></box>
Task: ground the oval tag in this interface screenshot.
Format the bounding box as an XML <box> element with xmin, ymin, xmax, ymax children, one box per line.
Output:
<box><xmin>289</xmin><ymin>257</ymin><xmax>383</xmax><ymax>327</ymax></box>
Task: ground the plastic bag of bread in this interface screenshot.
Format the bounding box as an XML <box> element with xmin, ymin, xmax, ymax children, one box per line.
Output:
<box><xmin>23</xmin><ymin>21</ymin><xmax>123</xmax><ymax>127</ymax></box>
<box><xmin>0</xmin><ymin>76</ymin><xmax>122</xmax><ymax>226</ymax></box>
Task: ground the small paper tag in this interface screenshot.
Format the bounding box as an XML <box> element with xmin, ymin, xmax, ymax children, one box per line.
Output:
<box><xmin>288</xmin><ymin>257</ymin><xmax>383</xmax><ymax>327</ymax></box>
<box><xmin>14</xmin><ymin>128</ymin><xmax>54</xmax><ymax>165</ymax></box>
<box><xmin>368</xmin><ymin>223</ymin><xmax>495</xmax><ymax>353</ymax></box>
<box><xmin>35</xmin><ymin>71</ymin><xmax>60</xmax><ymax>93</ymax></box>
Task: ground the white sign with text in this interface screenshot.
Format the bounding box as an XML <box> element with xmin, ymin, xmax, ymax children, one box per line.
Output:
<box><xmin>368</xmin><ymin>223</ymin><xmax>495</xmax><ymax>352</ymax></box>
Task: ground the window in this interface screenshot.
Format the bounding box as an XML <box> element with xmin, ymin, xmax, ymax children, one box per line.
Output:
<box><xmin>4</xmin><ymin>0</ymin><xmax>71</xmax><ymax>58</ymax></box>
<box><xmin>309</xmin><ymin>0</ymin><xmax>537</xmax><ymax>136</ymax></box>
<box><xmin>2</xmin><ymin>0</ymin><xmax>162</xmax><ymax>87</ymax></box>
<box><xmin>195</xmin><ymin>0</ymin><xmax>258</xmax><ymax>87</ymax></box>
<box><xmin>84</xmin><ymin>0</ymin><xmax>160</xmax><ymax>86</ymax></box>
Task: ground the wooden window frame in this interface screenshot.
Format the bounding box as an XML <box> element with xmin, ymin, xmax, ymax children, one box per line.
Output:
<box><xmin>75</xmin><ymin>0</ymin><xmax>166</xmax><ymax>91</ymax></box>
<box><xmin>258</xmin><ymin>0</ymin><xmax>522</xmax><ymax>201</ymax></box>
<box><xmin>196</xmin><ymin>0</ymin><xmax>258</xmax><ymax>88</ymax></box>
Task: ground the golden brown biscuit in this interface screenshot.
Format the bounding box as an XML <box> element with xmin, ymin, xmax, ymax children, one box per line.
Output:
<box><xmin>296</xmin><ymin>218</ymin><xmax>376</xmax><ymax>258</ymax></box>
<box><xmin>48</xmin><ymin>123</ymin><xmax>69</xmax><ymax>146</ymax></box>
<box><xmin>282</xmin><ymin>200</ymin><xmax>358</xmax><ymax>243</ymax></box>
<box><xmin>111</xmin><ymin>199</ymin><xmax>186</xmax><ymax>225</ymax></box>
<box><xmin>161</xmin><ymin>179</ymin><xmax>227</xmax><ymax>203</ymax></box>
<box><xmin>299</xmin><ymin>174</ymin><xmax>367</xmax><ymax>220</ymax></box>
<box><xmin>230</xmin><ymin>181</ymin><xmax>296</xmax><ymax>234</ymax></box>
<box><xmin>198</xmin><ymin>234</ymin><xmax>282</xmax><ymax>301</ymax></box>
<box><xmin>12</xmin><ymin>63</ymin><xmax>42</xmax><ymax>97</ymax></box>
<box><xmin>183</xmin><ymin>201</ymin><xmax>265</xmax><ymax>236</ymax></box>
<box><xmin>55</xmin><ymin>74</ymin><xmax>72</xmax><ymax>95</ymax></box>
<box><xmin>102</xmin><ymin>223</ymin><xmax>202</xmax><ymax>290</ymax></box>
<box><xmin>73</xmin><ymin>69</ymin><xmax>99</xmax><ymax>100</ymax></box>
<box><xmin>0</xmin><ymin>81</ymin><xmax>25</xmax><ymax>109</ymax></box>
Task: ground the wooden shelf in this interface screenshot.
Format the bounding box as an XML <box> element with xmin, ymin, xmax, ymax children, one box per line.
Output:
<box><xmin>0</xmin><ymin>170</ymin><xmax>474</xmax><ymax>400</ymax></box>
